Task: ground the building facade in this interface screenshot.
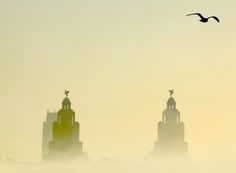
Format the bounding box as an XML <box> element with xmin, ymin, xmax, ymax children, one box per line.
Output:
<box><xmin>42</xmin><ymin>110</ymin><xmax>57</xmax><ymax>159</ymax></box>
<box><xmin>153</xmin><ymin>91</ymin><xmax>188</xmax><ymax>156</ymax></box>
<box><xmin>47</xmin><ymin>91</ymin><xmax>83</xmax><ymax>159</ymax></box>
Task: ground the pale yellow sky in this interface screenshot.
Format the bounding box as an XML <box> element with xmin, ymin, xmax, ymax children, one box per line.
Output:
<box><xmin>0</xmin><ymin>0</ymin><xmax>236</xmax><ymax>161</ymax></box>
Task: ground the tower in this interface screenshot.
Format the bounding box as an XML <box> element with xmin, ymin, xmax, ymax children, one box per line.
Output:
<box><xmin>48</xmin><ymin>90</ymin><xmax>83</xmax><ymax>159</ymax></box>
<box><xmin>153</xmin><ymin>90</ymin><xmax>188</xmax><ymax>156</ymax></box>
<box><xmin>42</xmin><ymin>110</ymin><xmax>57</xmax><ymax>159</ymax></box>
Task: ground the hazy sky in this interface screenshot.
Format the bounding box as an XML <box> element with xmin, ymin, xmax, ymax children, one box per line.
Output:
<box><xmin>0</xmin><ymin>0</ymin><xmax>236</xmax><ymax>161</ymax></box>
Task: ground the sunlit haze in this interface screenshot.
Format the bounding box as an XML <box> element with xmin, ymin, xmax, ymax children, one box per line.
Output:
<box><xmin>0</xmin><ymin>0</ymin><xmax>236</xmax><ymax>164</ymax></box>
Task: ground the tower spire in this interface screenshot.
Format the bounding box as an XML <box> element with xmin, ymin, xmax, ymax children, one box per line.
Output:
<box><xmin>62</xmin><ymin>90</ymin><xmax>71</xmax><ymax>109</ymax></box>
<box><xmin>167</xmin><ymin>89</ymin><xmax>176</xmax><ymax>109</ymax></box>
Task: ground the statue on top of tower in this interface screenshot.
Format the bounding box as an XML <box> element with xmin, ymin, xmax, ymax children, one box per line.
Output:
<box><xmin>169</xmin><ymin>89</ymin><xmax>174</xmax><ymax>96</ymax></box>
<box><xmin>65</xmin><ymin>89</ymin><xmax>69</xmax><ymax>97</ymax></box>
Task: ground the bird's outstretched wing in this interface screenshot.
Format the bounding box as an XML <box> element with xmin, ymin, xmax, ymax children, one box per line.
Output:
<box><xmin>208</xmin><ymin>16</ymin><xmax>220</xmax><ymax>22</ymax></box>
<box><xmin>186</xmin><ymin>13</ymin><xmax>204</xmax><ymax>19</ymax></box>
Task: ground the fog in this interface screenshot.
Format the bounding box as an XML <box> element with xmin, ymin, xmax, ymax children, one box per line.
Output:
<box><xmin>1</xmin><ymin>0</ymin><xmax>236</xmax><ymax>172</ymax></box>
<box><xmin>1</xmin><ymin>156</ymin><xmax>236</xmax><ymax>173</ymax></box>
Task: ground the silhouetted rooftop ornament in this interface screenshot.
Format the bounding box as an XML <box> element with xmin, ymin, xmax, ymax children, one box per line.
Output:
<box><xmin>65</xmin><ymin>89</ymin><xmax>69</xmax><ymax>97</ymax></box>
<box><xmin>169</xmin><ymin>89</ymin><xmax>174</xmax><ymax>96</ymax></box>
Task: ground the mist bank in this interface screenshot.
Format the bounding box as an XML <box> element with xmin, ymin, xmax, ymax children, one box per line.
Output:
<box><xmin>1</xmin><ymin>156</ymin><xmax>236</xmax><ymax>173</ymax></box>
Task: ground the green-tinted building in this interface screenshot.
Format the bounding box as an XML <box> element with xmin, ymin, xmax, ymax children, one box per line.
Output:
<box><xmin>48</xmin><ymin>91</ymin><xmax>83</xmax><ymax>159</ymax></box>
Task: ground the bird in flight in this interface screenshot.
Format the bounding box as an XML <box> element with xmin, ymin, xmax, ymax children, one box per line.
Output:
<box><xmin>186</xmin><ymin>13</ymin><xmax>220</xmax><ymax>23</ymax></box>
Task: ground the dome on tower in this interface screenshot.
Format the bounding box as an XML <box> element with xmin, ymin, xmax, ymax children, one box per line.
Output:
<box><xmin>61</xmin><ymin>90</ymin><xmax>72</xmax><ymax>109</ymax></box>
<box><xmin>167</xmin><ymin>96</ymin><xmax>176</xmax><ymax>109</ymax></box>
<box><xmin>62</xmin><ymin>97</ymin><xmax>71</xmax><ymax>105</ymax></box>
<box><xmin>167</xmin><ymin>97</ymin><xmax>176</xmax><ymax>105</ymax></box>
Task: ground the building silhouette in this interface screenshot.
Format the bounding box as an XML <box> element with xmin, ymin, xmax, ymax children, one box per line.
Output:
<box><xmin>153</xmin><ymin>90</ymin><xmax>188</xmax><ymax>156</ymax></box>
<box><xmin>46</xmin><ymin>91</ymin><xmax>84</xmax><ymax>159</ymax></box>
<box><xmin>42</xmin><ymin>110</ymin><xmax>57</xmax><ymax>159</ymax></box>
